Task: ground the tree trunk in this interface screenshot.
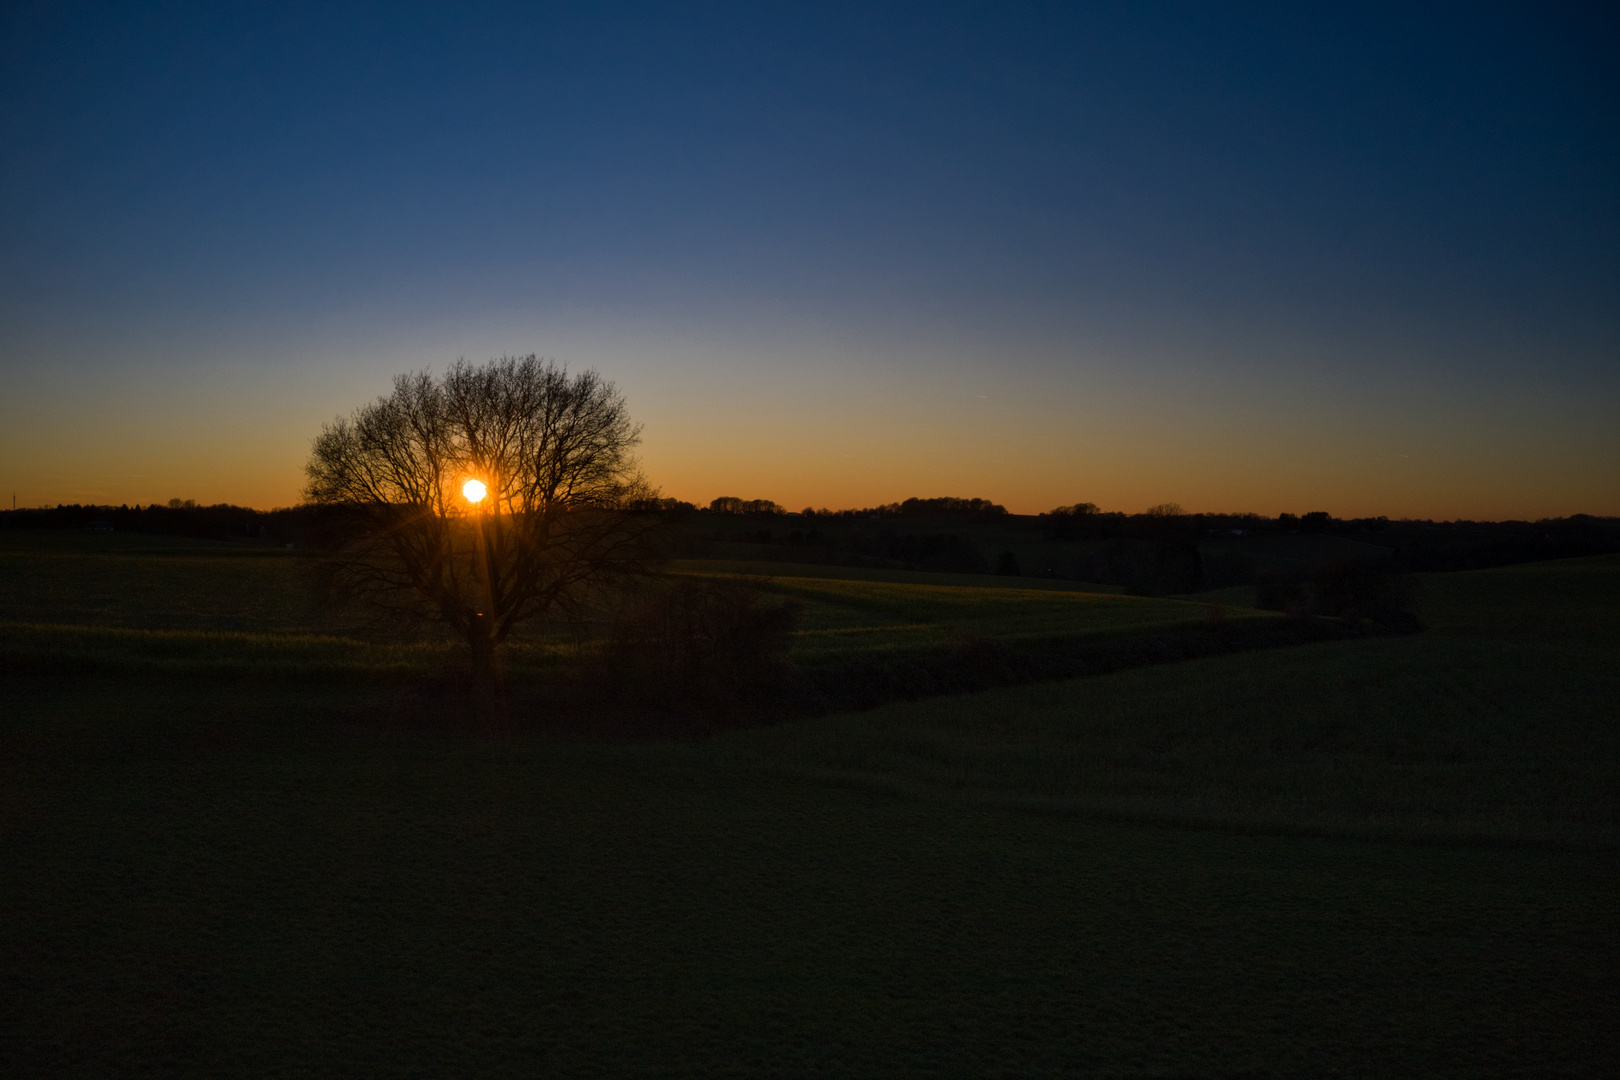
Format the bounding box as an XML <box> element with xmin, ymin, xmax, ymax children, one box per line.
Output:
<box><xmin>466</xmin><ymin>614</ymin><xmax>506</xmax><ymax>730</ymax></box>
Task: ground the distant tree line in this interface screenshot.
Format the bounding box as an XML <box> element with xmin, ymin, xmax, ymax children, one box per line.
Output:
<box><xmin>657</xmin><ymin>518</ymin><xmax>994</xmax><ymax>576</ymax></box>
<box><xmin>1035</xmin><ymin>504</ymin><xmax>1620</xmax><ymax>572</ymax></box>
<box><xmin>629</xmin><ymin>494</ymin><xmax>1010</xmax><ymax>521</ymax></box>
<box><xmin>820</xmin><ymin>496</ymin><xmax>1009</xmax><ymax>521</ymax></box>
<box><xmin>1037</xmin><ymin>503</ymin><xmax>1364</xmax><ymax>542</ymax></box>
<box><xmin>7</xmin><ymin>497</ymin><xmax>1615</xmax><ymax>581</ymax></box>
<box><xmin>1367</xmin><ymin>515</ymin><xmax>1620</xmax><ymax>572</ymax></box>
<box><xmin>0</xmin><ymin>501</ymin><xmax>312</xmax><ymax>543</ymax></box>
<box><xmin>706</xmin><ymin>496</ymin><xmax>786</xmax><ymax>516</ymax></box>
<box><xmin>647</xmin><ymin>497</ymin><xmax>1619</xmax><ymax>589</ymax></box>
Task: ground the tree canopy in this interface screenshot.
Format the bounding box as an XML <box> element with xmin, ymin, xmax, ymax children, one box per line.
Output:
<box><xmin>304</xmin><ymin>356</ymin><xmax>656</xmax><ymax>678</ymax></box>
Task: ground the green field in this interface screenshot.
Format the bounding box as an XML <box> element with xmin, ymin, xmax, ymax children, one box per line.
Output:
<box><xmin>671</xmin><ymin>556</ymin><xmax>1130</xmax><ymax>593</ymax></box>
<box><xmin>708</xmin><ymin>571</ymin><xmax>1257</xmax><ymax>660</ymax></box>
<box><xmin>2</xmin><ymin>531</ymin><xmax>1616</xmax><ymax>1076</ymax></box>
<box><xmin>1</xmin><ymin>532</ymin><xmax>1252</xmax><ymax>677</ymax></box>
<box><xmin>719</xmin><ymin>557</ymin><xmax>1620</xmax><ymax>850</ymax></box>
<box><xmin>0</xmin><ymin>529</ymin><xmax>318</xmax><ymax>633</ymax></box>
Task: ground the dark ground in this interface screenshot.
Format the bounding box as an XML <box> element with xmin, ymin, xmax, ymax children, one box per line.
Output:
<box><xmin>1</xmin><ymin>544</ymin><xmax>1616</xmax><ymax>1077</ymax></box>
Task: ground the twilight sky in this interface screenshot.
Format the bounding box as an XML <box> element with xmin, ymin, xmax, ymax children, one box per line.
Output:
<box><xmin>2</xmin><ymin>1</ymin><xmax>1616</xmax><ymax>518</ymax></box>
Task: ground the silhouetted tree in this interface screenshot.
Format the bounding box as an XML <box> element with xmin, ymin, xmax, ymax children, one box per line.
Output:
<box><xmin>708</xmin><ymin>496</ymin><xmax>785</xmax><ymax>515</ymax></box>
<box><xmin>896</xmin><ymin>496</ymin><xmax>1007</xmax><ymax>520</ymax></box>
<box><xmin>304</xmin><ymin>356</ymin><xmax>658</xmax><ymax>684</ymax></box>
<box><xmin>1039</xmin><ymin>501</ymin><xmax>1103</xmax><ymax>539</ymax></box>
<box><xmin>1150</xmin><ymin>542</ymin><xmax>1203</xmax><ymax>594</ymax></box>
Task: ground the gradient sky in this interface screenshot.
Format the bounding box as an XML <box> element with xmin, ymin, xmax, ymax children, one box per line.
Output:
<box><xmin>2</xmin><ymin>1</ymin><xmax>1616</xmax><ymax>518</ymax></box>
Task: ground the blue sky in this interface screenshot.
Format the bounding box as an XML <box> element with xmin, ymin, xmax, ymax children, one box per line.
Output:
<box><xmin>2</xmin><ymin>1</ymin><xmax>1616</xmax><ymax>515</ymax></box>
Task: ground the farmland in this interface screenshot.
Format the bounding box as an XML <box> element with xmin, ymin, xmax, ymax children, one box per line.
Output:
<box><xmin>720</xmin><ymin>555</ymin><xmax>1620</xmax><ymax>850</ymax></box>
<box><xmin>2</xmin><ymin>529</ymin><xmax>1616</xmax><ymax>1076</ymax></box>
<box><xmin>0</xmin><ymin>530</ymin><xmax>1269</xmax><ymax>681</ymax></box>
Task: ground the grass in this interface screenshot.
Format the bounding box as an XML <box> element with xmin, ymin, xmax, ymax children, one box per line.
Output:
<box><xmin>0</xmin><ymin>529</ymin><xmax>319</xmax><ymax>633</ymax></box>
<box><xmin>4</xmin><ymin>680</ymin><xmax>1615</xmax><ymax>1078</ymax></box>
<box><xmin>0</xmin><ymin>621</ymin><xmax>485</xmax><ymax>679</ymax></box>
<box><xmin>713</xmin><ymin>556</ymin><xmax>1620</xmax><ymax>850</ymax></box>
<box><xmin>672</xmin><ymin>556</ymin><xmax>1129</xmax><ymax>593</ymax></box>
<box><xmin>729</xmin><ymin>572</ymin><xmax>1258</xmax><ymax>659</ymax></box>
<box><xmin>2</xmin><ymin>531</ymin><xmax>1250</xmax><ymax>676</ymax></box>
<box><xmin>2</xmin><ymin>532</ymin><xmax>1616</xmax><ymax>1076</ymax></box>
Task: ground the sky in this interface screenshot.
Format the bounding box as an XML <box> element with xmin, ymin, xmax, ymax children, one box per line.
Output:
<box><xmin>2</xmin><ymin>1</ymin><xmax>1616</xmax><ymax>519</ymax></box>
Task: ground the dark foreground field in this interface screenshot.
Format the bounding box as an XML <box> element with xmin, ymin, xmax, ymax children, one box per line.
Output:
<box><xmin>2</xmin><ymin>536</ymin><xmax>1617</xmax><ymax>1077</ymax></box>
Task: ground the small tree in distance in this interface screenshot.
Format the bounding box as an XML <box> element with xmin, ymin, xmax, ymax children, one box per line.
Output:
<box><xmin>303</xmin><ymin>356</ymin><xmax>658</xmax><ymax>685</ymax></box>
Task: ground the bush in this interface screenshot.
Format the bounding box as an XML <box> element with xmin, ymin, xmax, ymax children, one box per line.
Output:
<box><xmin>595</xmin><ymin>577</ymin><xmax>800</xmax><ymax>720</ymax></box>
<box><xmin>1256</xmin><ymin>559</ymin><xmax>1420</xmax><ymax>631</ymax></box>
<box><xmin>1119</xmin><ymin>542</ymin><xmax>1203</xmax><ymax>596</ymax></box>
<box><xmin>1255</xmin><ymin>570</ymin><xmax>1307</xmax><ymax>614</ymax></box>
<box><xmin>1202</xmin><ymin>552</ymin><xmax>1258</xmax><ymax>590</ymax></box>
<box><xmin>1308</xmin><ymin>558</ymin><xmax>1420</xmax><ymax>630</ymax></box>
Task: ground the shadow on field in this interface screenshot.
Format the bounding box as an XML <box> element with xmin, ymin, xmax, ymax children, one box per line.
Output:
<box><xmin>345</xmin><ymin>603</ymin><xmax>1423</xmax><ymax>742</ymax></box>
<box><xmin>536</xmin><ymin>561</ymin><xmax>1427</xmax><ymax>738</ymax></box>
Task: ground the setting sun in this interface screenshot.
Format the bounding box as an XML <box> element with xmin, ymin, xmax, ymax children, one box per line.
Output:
<box><xmin>462</xmin><ymin>479</ymin><xmax>486</xmax><ymax>504</ymax></box>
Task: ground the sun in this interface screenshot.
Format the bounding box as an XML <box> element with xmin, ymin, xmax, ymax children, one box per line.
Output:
<box><xmin>462</xmin><ymin>479</ymin><xmax>487</xmax><ymax>504</ymax></box>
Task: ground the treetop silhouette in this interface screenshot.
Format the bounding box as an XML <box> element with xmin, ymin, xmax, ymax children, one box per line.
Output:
<box><xmin>303</xmin><ymin>356</ymin><xmax>657</xmax><ymax>682</ymax></box>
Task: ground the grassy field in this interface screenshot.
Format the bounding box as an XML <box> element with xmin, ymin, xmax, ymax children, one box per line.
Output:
<box><xmin>672</xmin><ymin>557</ymin><xmax>1130</xmax><ymax>593</ymax></box>
<box><xmin>1</xmin><ymin>532</ymin><xmax>1246</xmax><ymax>676</ymax></box>
<box><xmin>711</xmin><ymin>572</ymin><xmax>1255</xmax><ymax>660</ymax></box>
<box><xmin>0</xmin><ymin>529</ymin><xmax>318</xmax><ymax>633</ymax></box>
<box><xmin>718</xmin><ymin>556</ymin><xmax>1620</xmax><ymax>850</ymax></box>
<box><xmin>2</xmin><ymin>531</ymin><xmax>1616</xmax><ymax>1076</ymax></box>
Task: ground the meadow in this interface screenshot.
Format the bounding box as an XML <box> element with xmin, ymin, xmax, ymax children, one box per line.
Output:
<box><xmin>2</xmin><ymin>529</ymin><xmax>1616</xmax><ymax>1076</ymax></box>
<box><xmin>0</xmin><ymin>531</ymin><xmax>1269</xmax><ymax>682</ymax></box>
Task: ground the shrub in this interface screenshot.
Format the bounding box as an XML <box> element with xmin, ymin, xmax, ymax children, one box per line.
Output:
<box><xmin>1256</xmin><ymin>559</ymin><xmax>1420</xmax><ymax>631</ymax></box>
<box><xmin>1202</xmin><ymin>552</ymin><xmax>1258</xmax><ymax>590</ymax></box>
<box><xmin>595</xmin><ymin>577</ymin><xmax>800</xmax><ymax>720</ymax></box>
<box><xmin>1255</xmin><ymin>570</ymin><xmax>1307</xmax><ymax>613</ymax></box>
<box><xmin>1308</xmin><ymin>558</ymin><xmax>1420</xmax><ymax>630</ymax></box>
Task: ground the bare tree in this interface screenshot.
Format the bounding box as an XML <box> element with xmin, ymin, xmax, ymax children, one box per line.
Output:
<box><xmin>304</xmin><ymin>356</ymin><xmax>658</xmax><ymax>681</ymax></box>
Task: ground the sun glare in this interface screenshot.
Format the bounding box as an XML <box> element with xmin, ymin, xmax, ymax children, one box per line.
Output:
<box><xmin>462</xmin><ymin>479</ymin><xmax>487</xmax><ymax>504</ymax></box>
